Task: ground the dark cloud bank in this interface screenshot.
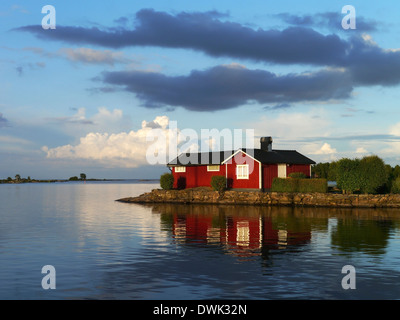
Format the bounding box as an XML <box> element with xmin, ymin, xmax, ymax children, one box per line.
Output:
<box><xmin>15</xmin><ymin>9</ymin><xmax>400</xmax><ymax>111</ymax></box>
<box><xmin>100</xmin><ymin>65</ymin><xmax>353</xmax><ymax>111</ymax></box>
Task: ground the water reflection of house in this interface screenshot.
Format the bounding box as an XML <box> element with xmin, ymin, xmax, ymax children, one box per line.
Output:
<box><xmin>171</xmin><ymin>213</ymin><xmax>311</xmax><ymax>257</ymax></box>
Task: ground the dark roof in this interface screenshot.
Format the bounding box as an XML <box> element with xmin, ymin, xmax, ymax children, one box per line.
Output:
<box><xmin>168</xmin><ymin>148</ymin><xmax>315</xmax><ymax>166</ymax></box>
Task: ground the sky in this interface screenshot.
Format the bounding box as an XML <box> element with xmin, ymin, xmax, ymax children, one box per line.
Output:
<box><xmin>2</xmin><ymin>0</ymin><xmax>400</xmax><ymax>179</ymax></box>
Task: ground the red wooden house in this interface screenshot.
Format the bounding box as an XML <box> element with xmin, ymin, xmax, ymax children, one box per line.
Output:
<box><xmin>167</xmin><ymin>137</ymin><xmax>315</xmax><ymax>190</ymax></box>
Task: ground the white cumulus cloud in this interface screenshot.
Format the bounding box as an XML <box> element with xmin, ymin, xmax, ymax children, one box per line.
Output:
<box><xmin>312</xmin><ymin>143</ymin><xmax>337</xmax><ymax>155</ymax></box>
<box><xmin>42</xmin><ymin>115</ymin><xmax>176</xmax><ymax>168</ymax></box>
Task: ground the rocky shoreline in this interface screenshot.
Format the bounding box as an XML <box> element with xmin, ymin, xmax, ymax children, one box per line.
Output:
<box><xmin>116</xmin><ymin>188</ymin><xmax>400</xmax><ymax>208</ymax></box>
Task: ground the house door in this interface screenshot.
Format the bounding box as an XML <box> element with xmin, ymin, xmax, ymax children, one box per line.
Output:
<box><xmin>278</xmin><ymin>164</ymin><xmax>287</xmax><ymax>178</ymax></box>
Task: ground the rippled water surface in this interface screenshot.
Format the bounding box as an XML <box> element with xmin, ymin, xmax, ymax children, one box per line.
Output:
<box><xmin>1</xmin><ymin>181</ymin><xmax>400</xmax><ymax>299</ymax></box>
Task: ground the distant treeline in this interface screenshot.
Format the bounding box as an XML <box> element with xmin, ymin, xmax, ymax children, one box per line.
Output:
<box><xmin>0</xmin><ymin>174</ymin><xmax>61</xmax><ymax>184</ymax></box>
<box><xmin>0</xmin><ymin>173</ymin><xmax>88</xmax><ymax>184</ymax></box>
<box><xmin>312</xmin><ymin>155</ymin><xmax>400</xmax><ymax>194</ymax></box>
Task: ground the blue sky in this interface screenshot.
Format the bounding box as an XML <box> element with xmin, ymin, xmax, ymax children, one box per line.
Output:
<box><xmin>1</xmin><ymin>0</ymin><xmax>400</xmax><ymax>179</ymax></box>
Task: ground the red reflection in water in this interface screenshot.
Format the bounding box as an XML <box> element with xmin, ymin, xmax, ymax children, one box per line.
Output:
<box><xmin>171</xmin><ymin>213</ymin><xmax>311</xmax><ymax>258</ymax></box>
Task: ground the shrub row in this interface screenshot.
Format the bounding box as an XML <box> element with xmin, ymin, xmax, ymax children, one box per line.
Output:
<box><xmin>160</xmin><ymin>173</ymin><xmax>228</xmax><ymax>192</ymax></box>
<box><xmin>161</xmin><ymin>172</ymin><xmax>327</xmax><ymax>193</ymax></box>
<box><xmin>271</xmin><ymin>178</ymin><xmax>328</xmax><ymax>193</ymax></box>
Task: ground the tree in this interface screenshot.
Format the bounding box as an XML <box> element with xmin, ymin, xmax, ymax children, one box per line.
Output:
<box><xmin>391</xmin><ymin>176</ymin><xmax>400</xmax><ymax>194</ymax></box>
<box><xmin>328</xmin><ymin>161</ymin><xmax>339</xmax><ymax>182</ymax></box>
<box><xmin>336</xmin><ymin>156</ymin><xmax>388</xmax><ymax>194</ymax></box>
<box><xmin>336</xmin><ymin>158</ymin><xmax>361</xmax><ymax>194</ymax></box>
<box><xmin>80</xmin><ymin>173</ymin><xmax>86</xmax><ymax>180</ymax></box>
<box><xmin>359</xmin><ymin>155</ymin><xmax>387</xmax><ymax>194</ymax></box>
<box><xmin>312</xmin><ymin>162</ymin><xmax>330</xmax><ymax>179</ymax></box>
<box><xmin>393</xmin><ymin>165</ymin><xmax>400</xmax><ymax>180</ymax></box>
<box><xmin>15</xmin><ymin>174</ymin><xmax>21</xmax><ymax>182</ymax></box>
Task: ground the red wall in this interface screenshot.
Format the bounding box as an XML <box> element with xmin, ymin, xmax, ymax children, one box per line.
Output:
<box><xmin>286</xmin><ymin>164</ymin><xmax>311</xmax><ymax>177</ymax></box>
<box><xmin>172</xmin><ymin>158</ymin><xmax>311</xmax><ymax>189</ymax></box>
<box><xmin>262</xmin><ymin>164</ymin><xmax>278</xmax><ymax>189</ymax></box>
<box><xmin>225</xmin><ymin>152</ymin><xmax>260</xmax><ymax>189</ymax></box>
<box><xmin>172</xmin><ymin>165</ymin><xmax>224</xmax><ymax>189</ymax></box>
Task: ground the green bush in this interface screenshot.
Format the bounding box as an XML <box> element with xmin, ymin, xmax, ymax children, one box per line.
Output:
<box><xmin>288</xmin><ymin>172</ymin><xmax>307</xmax><ymax>179</ymax></box>
<box><xmin>298</xmin><ymin>179</ymin><xmax>328</xmax><ymax>193</ymax></box>
<box><xmin>210</xmin><ymin>175</ymin><xmax>227</xmax><ymax>192</ymax></box>
<box><xmin>271</xmin><ymin>178</ymin><xmax>327</xmax><ymax>193</ymax></box>
<box><xmin>271</xmin><ymin>178</ymin><xmax>298</xmax><ymax>192</ymax></box>
<box><xmin>160</xmin><ymin>173</ymin><xmax>174</xmax><ymax>190</ymax></box>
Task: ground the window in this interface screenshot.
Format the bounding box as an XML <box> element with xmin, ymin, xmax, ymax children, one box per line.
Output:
<box><xmin>174</xmin><ymin>166</ymin><xmax>186</xmax><ymax>173</ymax></box>
<box><xmin>278</xmin><ymin>164</ymin><xmax>287</xmax><ymax>178</ymax></box>
<box><xmin>207</xmin><ymin>165</ymin><xmax>220</xmax><ymax>172</ymax></box>
<box><xmin>236</xmin><ymin>165</ymin><xmax>249</xmax><ymax>179</ymax></box>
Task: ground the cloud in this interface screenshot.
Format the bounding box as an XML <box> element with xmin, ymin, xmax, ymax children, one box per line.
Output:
<box><xmin>311</xmin><ymin>143</ymin><xmax>337</xmax><ymax>155</ymax></box>
<box><xmin>356</xmin><ymin>147</ymin><xmax>368</xmax><ymax>154</ymax></box>
<box><xmin>15</xmin><ymin>62</ymin><xmax>45</xmax><ymax>76</ymax></box>
<box><xmin>0</xmin><ymin>135</ymin><xmax>31</xmax><ymax>145</ymax></box>
<box><xmin>57</xmin><ymin>47</ymin><xmax>129</xmax><ymax>66</ymax></box>
<box><xmin>0</xmin><ymin>113</ymin><xmax>9</xmax><ymax>127</ymax></box>
<box><xmin>42</xmin><ymin>115</ymin><xmax>172</xmax><ymax>168</ymax></box>
<box><xmin>100</xmin><ymin>64</ymin><xmax>353</xmax><ymax>111</ymax></box>
<box><xmin>142</xmin><ymin>116</ymin><xmax>169</xmax><ymax>129</ymax></box>
<box><xmin>264</xmin><ymin>103</ymin><xmax>292</xmax><ymax>111</ymax></box>
<box><xmin>275</xmin><ymin>12</ymin><xmax>379</xmax><ymax>32</ymax></box>
<box><xmin>0</xmin><ymin>4</ymin><xmax>29</xmax><ymax>17</ymax></box>
<box><xmin>22</xmin><ymin>46</ymin><xmax>135</xmax><ymax>66</ymax></box>
<box><xmin>14</xmin><ymin>9</ymin><xmax>349</xmax><ymax>66</ymax></box>
<box><xmin>345</xmin><ymin>36</ymin><xmax>400</xmax><ymax>86</ymax></box>
<box><xmin>45</xmin><ymin>107</ymin><xmax>132</xmax><ymax>138</ymax></box>
<box><xmin>16</xmin><ymin>9</ymin><xmax>400</xmax><ymax>91</ymax></box>
<box><xmin>46</xmin><ymin>108</ymin><xmax>94</xmax><ymax>125</ymax></box>
<box><xmin>14</xmin><ymin>9</ymin><xmax>388</xmax><ymax>70</ymax></box>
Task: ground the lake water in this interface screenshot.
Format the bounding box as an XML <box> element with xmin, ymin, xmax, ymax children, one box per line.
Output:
<box><xmin>1</xmin><ymin>181</ymin><xmax>400</xmax><ymax>300</ymax></box>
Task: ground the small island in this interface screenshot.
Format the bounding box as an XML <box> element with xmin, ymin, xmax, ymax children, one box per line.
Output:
<box><xmin>0</xmin><ymin>174</ymin><xmax>66</xmax><ymax>184</ymax></box>
<box><xmin>116</xmin><ymin>187</ymin><xmax>400</xmax><ymax>208</ymax></box>
<box><xmin>0</xmin><ymin>173</ymin><xmax>112</xmax><ymax>184</ymax></box>
<box><xmin>117</xmin><ymin>155</ymin><xmax>400</xmax><ymax>209</ymax></box>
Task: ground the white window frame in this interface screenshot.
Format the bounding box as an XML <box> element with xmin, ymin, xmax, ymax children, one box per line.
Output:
<box><xmin>207</xmin><ymin>165</ymin><xmax>220</xmax><ymax>172</ymax></box>
<box><xmin>174</xmin><ymin>166</ymin><xmax>186</xmax><ymax>173</ymax></box>
<box><xmin>236</xmin><ymin>164</ymin><xmax>249</xmax><ymax>179</ymax></box>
